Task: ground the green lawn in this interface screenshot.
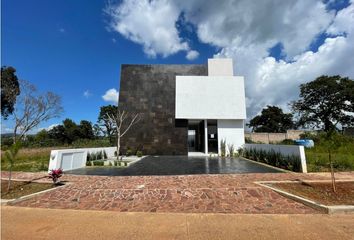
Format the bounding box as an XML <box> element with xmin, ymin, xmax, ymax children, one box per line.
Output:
<box><xmin>1</xmin><ymin>147</ymin><xmax>51</xmax><ymax>172</ymax></box>
<box><xmin>305</xmin><ymin>144</ymin><xmax>354</xmax><ymax>172</ymax></box>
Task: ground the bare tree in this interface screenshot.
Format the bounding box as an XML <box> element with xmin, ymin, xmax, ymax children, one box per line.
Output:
<box><xmin>12</xmin><ymin>80</ymin><xmax>63</xmax><ymax>143</ymax></box>
<box><xmin>105</xmin><ymin>110</ymin><xmax>140</xmax><ymax>160</ymax></box>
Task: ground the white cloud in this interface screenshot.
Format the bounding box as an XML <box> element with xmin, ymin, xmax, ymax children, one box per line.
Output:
<box><xmin>84</xmin><ymin>90</ymin><xmax>92</xmax><ymax>98</ymax></box>
<box><xmin>105</xmin><ymin>0</ymin><xmax>354</xmax><ymax>120</ymax></box>
<box><xmin>59</xmin><ymin>28</ymin><xmax>65</xmax><ymax>33</ymax></box>
<box><xmin>186</xmin><ymin>50</ymin><xmax>199</xmax><ymax>60</ymax></box>
<box><xmin>83</xmin><ymin>90</ymin><xmax>92</xmax><ymax>98</ymax></box>
<box><xmin>181</xmin><ymin>0</ymin><xmax>334</xmax><ymax>59</ymax></box>
<box><xmin>46</xmin><ymin>124</ymin><xmax>59</xmax><ymax>131</ymax></box>
<box><xmin>105</xmin><ymin>0</ymin><xmax>189</xmax><ymax>58</ymax></box>
<box><xmin>102</xmin><ymin>88</ymin><xmax>119</xmax><ymax>105</ymax></box>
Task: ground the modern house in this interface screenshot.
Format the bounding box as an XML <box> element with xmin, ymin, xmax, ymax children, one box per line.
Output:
<box><xmin>118</xmin><ymin>58</ymin><xmax>246</xmax><ymax>156</ymax></box>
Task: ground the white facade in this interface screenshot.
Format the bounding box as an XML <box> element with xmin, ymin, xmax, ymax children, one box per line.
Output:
<box><xmin>175</xmin><ymin>76</ymin><xmax>246</xmax><ymax>119</ymax></box>
<box><xmin>217</xmin><ymin>120</ymin><xmax>245</xmax><ymax>154</ymax></box>
<box><xmin>175</xmin><ymin>58</ymin><xmax>246</xmax><ymax>155</ymax></box>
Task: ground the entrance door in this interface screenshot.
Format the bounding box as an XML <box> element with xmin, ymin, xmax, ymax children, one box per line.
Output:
<box><xmin>188</xmin><ymin>130</ymin><xmax>196</xmax><ymax>151</ymax></box>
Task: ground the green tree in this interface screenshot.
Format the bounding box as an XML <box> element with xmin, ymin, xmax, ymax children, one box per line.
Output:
<box><xmin>48</xmin><ymin>125</ymin><xmax>66</xmax><ymax>144</ymax></box>
<box><xmin>78</xmin><ymin>120</ymin><xmax>94</xmax><ymax>139</ymax></box>
<box><xmin>93</xmin><ymin>123</ymin><xmax>103</xmax><ymax>138</ymax></box>
<box><xmin>247</xmin><ymin>105</ymin><xmax>294</xmax><ymax>132</ymax></box>
<box><xmin>1</xmin><ymin>66</ymin><xmax>20</xmax><ymax>119</ymax></box>
<box><xmin>98</xmin><ymin>105</ymin><xmax>118</xmax><ymax>144</ymax></box>
<box><xmin>63</xmin><ymin>118</ymin><xmax>80</xmax><ymax>144</ymax></box>
<box><xmin>291</xmin><ymin>75</ymin><xmax>354</xmax><ymax>131</ymax></box>
<box><xmin>4</xmin><ymin>142</ymin><xmax>21</xmax><ymax>192</ymax></box>
<box><xmin>33</xmin><ymin>129</ymin><xmax>53</xmax><ymax>146</ymax></box>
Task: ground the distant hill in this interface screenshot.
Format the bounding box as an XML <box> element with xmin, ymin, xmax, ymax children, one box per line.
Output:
<box><xmin>1</xmin><ymin>133</ymin><xmax>13</xmax><ymax>138</ymax></box>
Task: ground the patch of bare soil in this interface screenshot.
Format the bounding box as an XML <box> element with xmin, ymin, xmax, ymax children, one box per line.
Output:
<box><xmin>270</xmin><ymin>181</ymin><xmax>354</xmax><ymax>205</ymax></box>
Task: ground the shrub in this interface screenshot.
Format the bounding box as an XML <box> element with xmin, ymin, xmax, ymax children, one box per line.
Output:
<box><xmin>280</xmin><ymin>139</ymin><xmax>294</xmax><ymax>145</ymax></box>
<box><xmin>71</xmin><ymin>139</ymin><xmax>112</xmax><ymax>148</ymax></box>
<box><xmin>89</xmin><ymin>152</ymin><xmax>96</xmax><ymax>160</ymax></box>
<box><xmin>220</xmin><ymin>139</ymin><xmax>226</xmax><ymax>157</ymax></box>
<box><xmin>108</xmin><ymin>161</ymin><xmax>113</xmax><ymax>166</ymax></box>
<box><xmin>103</xmin><ymin>150</ymin><xmax>108</xmax><ymax>159</ymax></box>
<box><xmin>242</xmin><ymin>147</ymin><xmax>301</xmax><ymax>172</ymax></box>
<box><xmin>48</xmin><ymin>169</ymin><xmax>63</xmax><ymax>185</ymax></box>
<box><xmin>126</xmin><ymin>149</ymin><xmax>133</xmax><ymax>156</ymax></box>
<box><xmin>114</xmin><ymin>161</ymin><xmax>118</xmax><ymax>166</ymax></box>
<box><xmin>227</xmin><ymin>144</ymin><xmax>234</xmax><ymax>157</ymax></box>
<box><xmin>97</xmin><ymin>151</ymin><xmax>103</xmax><ymax>160</ymax></box>
<box><xmin>299</xmin><ymin>131</ymin><xmax>319</xmax><ymax>142</ymax></box>
<box><xmin>235</xmin><ymin>147</ymin><xmax>243</xmax><ymax>157</ymax></box>
<box><xmin>114</xmin><ymin>151</ymin><xmax>117</xmax><ymax>157</ymax></box>
<box><xmin>86</xmin><ymin>161</ymin><xmax>92</xmax><ymax>166</ymax></box>
<box><xmin>136</xmin><ymin>150</ymin><xmax>143</xmax><ymax>157</ymax></box>
<box><xmin>93</xmin><ymin>160</ymin><xmax>104</xmax><ymax>166</ymax></box>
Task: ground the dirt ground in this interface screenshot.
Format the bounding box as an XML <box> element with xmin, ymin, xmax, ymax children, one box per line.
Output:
<box><xmin>1</xmin><ymin>206</ymin><xmax>354</xmax><ymax>240</ymax></box>
<box><xmin>271</xmin><ymin>181</ymin><xmax>354</xmax><ymax>205</ymax></box>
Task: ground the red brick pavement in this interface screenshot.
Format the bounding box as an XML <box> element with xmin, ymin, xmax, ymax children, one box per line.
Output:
<box><xmin>2</xmin><ymin>171</ymin><xmax>353</xmax><ymax>214</ymax></box>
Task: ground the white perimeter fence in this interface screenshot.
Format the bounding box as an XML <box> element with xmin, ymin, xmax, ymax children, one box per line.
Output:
<box><xmin>48</xmin><ymin>147</ymin><xmax>116</xmax><ymax>172</ymax></box>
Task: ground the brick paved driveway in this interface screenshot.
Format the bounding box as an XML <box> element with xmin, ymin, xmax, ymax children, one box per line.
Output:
<box><xmin>2</xmin><ymin>171</ymin><xmax>353</xmax><ymax>214</ymax></box>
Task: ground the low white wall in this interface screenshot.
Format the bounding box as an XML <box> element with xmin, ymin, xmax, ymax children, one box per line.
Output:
<box><xmin>48</xmin><ymin>147</ymin><xmax>116</xmax><ymax>172</ymax></box>
<box><xmin>244</xmin><ymin>144</ymin><xmax>307</xmax><ymax>173</ymax></box>
<box><xmin>218</xmin><ymin>120</ymin><xmax>245</xmax><ymax>154</ymax></box>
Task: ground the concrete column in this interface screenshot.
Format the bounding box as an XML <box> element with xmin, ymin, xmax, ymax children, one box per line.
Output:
<box><xmin>204</xmin><ymin>119</ymin><xmax>208</xmax><ymax>154</ymax></box>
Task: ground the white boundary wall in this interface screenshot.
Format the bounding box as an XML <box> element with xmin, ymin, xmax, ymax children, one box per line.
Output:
<box><xmin>48</xmin><ymin>147</ymin><xmax>116</xmax><ymax>172</ymax></box>
<box><xmin>244</xmin><ymin>144</ymin><xmax>307</xmax><ymax>173</ymax></box>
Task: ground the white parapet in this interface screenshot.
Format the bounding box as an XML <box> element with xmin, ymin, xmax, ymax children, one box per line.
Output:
<box><xmin>48</xmin><ymin>147</ymin><xmax>116</xmax><ymax>172</ymax></box>
<box><xmin>244</xmin><ymin>144</ymin><xmax>307</xmax><ymax>173</ymax></box>
<box><xmin>175</xmin><ymin>76</ymin><xmax>246</xmax><ymax>119</ymax></box>
<box><xmin>208</xmin><ymin>58</ymin><xmax>234</xmax><ymax>76</ymax></box>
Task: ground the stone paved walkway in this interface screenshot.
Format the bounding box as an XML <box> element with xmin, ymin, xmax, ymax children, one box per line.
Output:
<box><xmin>2</xmin><ymin>171</ymin><xmax>353</xmax><ymax>214</ymax></box>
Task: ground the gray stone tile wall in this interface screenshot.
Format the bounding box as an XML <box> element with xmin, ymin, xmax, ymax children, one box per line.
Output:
<box><xmin>119</xmin><ymin>64</ymin><xmax>207</xmax><ymax>155</ymax></box>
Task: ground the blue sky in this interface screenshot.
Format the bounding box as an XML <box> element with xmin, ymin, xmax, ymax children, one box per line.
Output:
<box><xmin>2</xmin><ymin>0</ymin><xmax>217</xmax><ymax>131</ymax></box>
<box><xmin>2</xmin><ymin>0</ymin><xmax>354</xmax><ymax>132</ymax></box>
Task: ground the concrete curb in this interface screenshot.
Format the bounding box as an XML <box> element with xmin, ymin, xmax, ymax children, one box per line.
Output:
<box><xmin>256</xmin><ymin>180</ymin><xmax>354</xmax><ymax>214</ymax></box>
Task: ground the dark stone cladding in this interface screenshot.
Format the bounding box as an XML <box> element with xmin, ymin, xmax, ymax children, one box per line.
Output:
<box><xmin>119</xmin><ymin>64</ymin><xmax>208</xmax><ymax>155</ymax></box>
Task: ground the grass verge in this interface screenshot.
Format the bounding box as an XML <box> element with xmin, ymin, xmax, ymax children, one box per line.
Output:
<box><xmin>1</xmin><ymin>147</ymin><xmax>52</xmax><ymax>172</ymax></box>
<box><xmin>1</xmin><ymin>180</ymin><xmax>55</xmax><ymax>199</ymax></box>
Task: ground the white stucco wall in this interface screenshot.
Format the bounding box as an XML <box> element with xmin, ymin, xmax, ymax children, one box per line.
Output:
<box><xmin>217</xmin><ymin>120</ymin><xmax>245</xmax><ymax>154</ymax></box>
<box><xmin>208</xmin><ymin>58</ymin><xmax>233</xmax><ymax>76</ymax></box>
<box><xmin>244</xmin><ymin>144</ymin><xmax>307</xmax><ymax>173</ymax></box>
<box><xmin>48</xmin><ymin>147</ymin><xmax>116</xmax><ymax>172</ymax></box>
<box><xmin>175</xmin><ymin>76</ymin><xmax>246</xmax><ymax>119</ymax></box>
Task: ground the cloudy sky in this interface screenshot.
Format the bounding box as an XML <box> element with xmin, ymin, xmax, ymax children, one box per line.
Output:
<box><xmin>2</xmin><ymin>0</ymin><xmax>354</xmax><ymax>132</ymax></box>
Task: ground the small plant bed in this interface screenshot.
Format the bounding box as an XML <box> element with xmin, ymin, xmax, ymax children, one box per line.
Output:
<box><xmin>268</xmin><ymin>181</ymin><xmax>354</xmax><ymax>206</ymax></box>
<box><xmin>86</xmin><ymin>160</ymin><xmax>131</xmax><ymax>167</ymax></box>
<box><xmin>1</xmin><ymin>180</ymin><xmax>56</xmax><ymax>199</ymax></box>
